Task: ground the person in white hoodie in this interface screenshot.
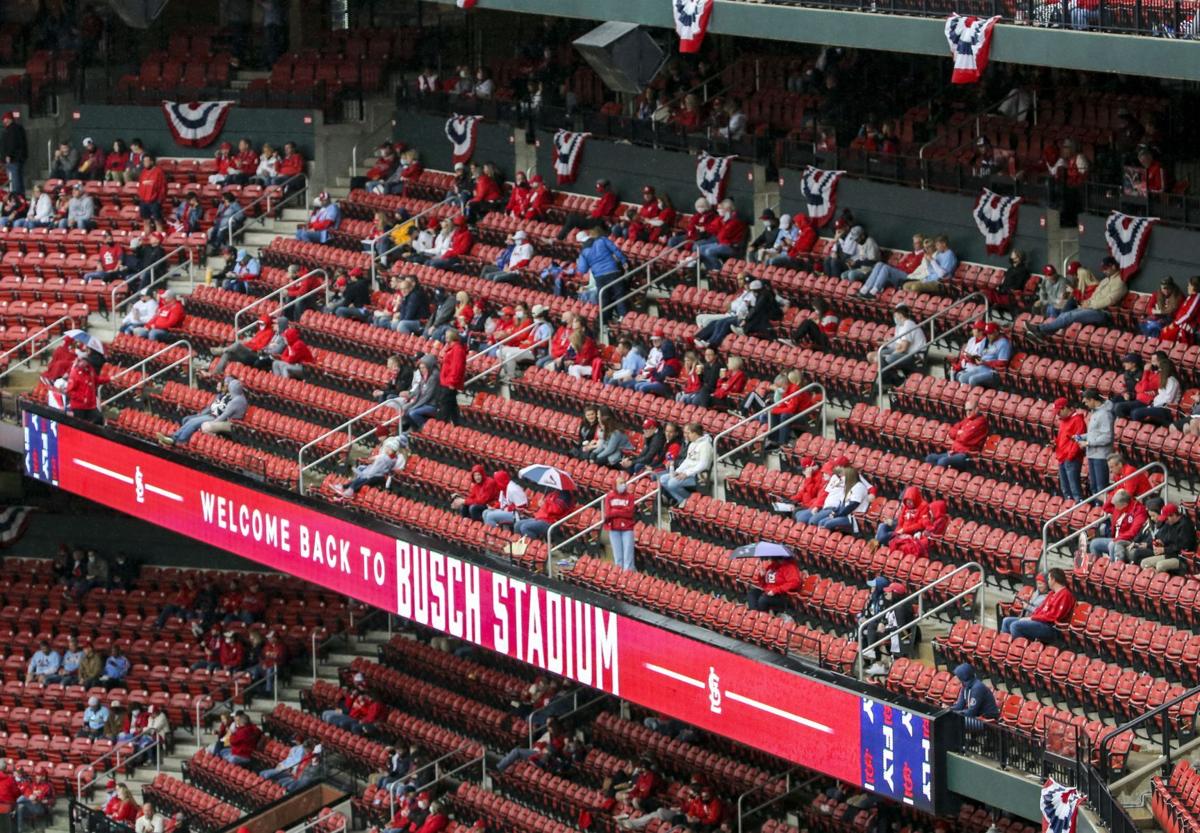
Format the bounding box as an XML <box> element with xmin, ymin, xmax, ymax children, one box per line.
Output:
<box><xmin>14</xmin><ymin>184</ymin><xmax>53</xmax><ymax>229</ymax></box>
<box><xmin>119</xmin><ymin>289</ymin><xmax>159</xmax><ymax>335</ymax></box>
<box><xmin>795</xmin><ymin>465</ymin><xmax>872</xmax><ymax>533</ymax></box>
<box><xmin>658</xmin><ymin>422</ymin><xmax>714</xmax><ymax>505</ymax></box>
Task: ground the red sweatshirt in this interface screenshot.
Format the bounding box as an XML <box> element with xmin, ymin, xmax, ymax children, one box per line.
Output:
<box><xmin>791</xmin><ymin>469</ymin><xmax>827</xmax><ymax>509</ymax></box>
<box><xmin>713</xmin><ymin>369</ymin><xmax>746</xmax><ymax>400</ymax></box>
<box><xmin>440</xmin><ymin>340</ymin><xmax>467</xmax><ymax>390</ymax></box>
<box><xmin>277</xmin><ymin>152</ymin><xmax>305</xmax><ymax>177</ymax></box>
<box><xmin>279</xmin><ymin>329</ymin><xmax>313</xmax><ymax>365</ymax></box>
<box><xmin>445</xmin><ymin>228</ymin><xmax>473</xmax><ymax>259</ymax></box>
<box><xmin>66</xmin><ymin>363</ymin><xmax>98</xmax><ymax>410</ymax></box>
<box><xmin>948</xmin><ymin>414</ymin><xmax>988</xmax><ymax>455</ymax></box>
<box><xmin>686</xmin><ymin>210</ymin><xmax>719</xmax><ymax>241</ymax></box>
<box><xmin>788</xmin><ymin>223</ymin><xmax>818</xmax><ymax>257</ymax></box>
<box><xmin>523</xmin><ymin>186</ymin><xmax>549</xmax><ymax>220</ymax></box>
<box><xmin>243</xmin><ymin>318</ymin><xmax>275</xmax><ymax>352</ymax></box>
<box><xmin>465</xmin><ymin>465</ymin><xmax>499</xmax><ymax>507</ymax></box>
<box><xmin>1030</xmin><ymin>587</ymin><xmax>1076</xmax><ymax>624</ymax></box>
<box><xmin>228</xmin><ymin>724</ymin><xmax>263</xmax><ymax>758</ymax></box>
<box><xmin>471</xmin><ymin>174</ymin><xmax>500</xmax><ymax>204</ymax></box>
<box><xmin>506</xmin><ymin>185</ymin><xmax>530</xmax><ymax>216</ymax></box>
<box><xmin>97</xmin><ymin>244</ymin><xmax>124</xmax><ymax>271</ymax></box>
<box><xmin>233</xmin><ymin>149</ymin><xmax>259</xmax><ymax>176</ymax></box>
<box><xmin>1112</xmin><ymin>500</ymin><xmax>1149</xmax><ymax>542</ymax></box>
<box><xmin>756</xmin><ymin>560</ymin><xmax>801</xmax><ymax>594</ymax></box>
<box><xmin>535</xmin><ymin>491</ymin><xmax>573</xmax><ymax>523</ymax></box>
<box><xmin>590</xmin><ymin>191</ymin><xmax>618</xmax><ymax>220</ymax></box>
<box><xmin>716</xmin><ymin>216</ymin><xmax>748</xmax><ymax>247</ymax></box>
<box><xmin>893</xmin><ymin>486</ymin><xmax>931</xmax><ymax>536</ymax></box>
<box><xmin>603</xmin><ymin>490</ymin><xmax>636</xmax><ymax>531</ymax></box>
<box><xmin>137</xmin><ymin>166</ymin><xmax>167</xmax><ymax>203</ymax></box>
<box><xmin>1054</xmin><ymin>412</ymin><xmax>1087</xmax><ymax>463</ymax></box>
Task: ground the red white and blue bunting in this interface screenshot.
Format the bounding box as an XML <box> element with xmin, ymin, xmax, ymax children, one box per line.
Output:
<box><xmin>673</xmin><ymin>0</ymin><xmax>714</xmax><ymax>53</ymax></box>
<box><xmin>973</xmin><ymin>188</ymin><xmax>1022</xmax><ymax>255</ymax></box>
<box><xmin>161</xmin><ymin>100</ymin><xmax>234</xmax><ymax>148</ymax></box>
<box><xmin>445</xmin><ymin>114</ymin><xmax>484</xmax><ymax>165</ymax></box>
<box><xmin>696</xmin><ymin>152</ymin><xmax>734</xmax><ymax>205</ymax></box>
<box><xmin>456</xmin><ymin>0</ymin><xmax>478</xmax><ymax>7</ymax></box>
<box><xmin>1104</xmin><ymin>211</ymin><xmax>1158</xmax><ymax>279</ymax></box>
<box><xmin>945</xmin><ymin>14</ymin><xmax>1001</xmax><ymax>85</ymax></box>
<box><xmin>1040</xmin><ymin>778</ymin><xmax>1082</xmax><ymax>833</ymax></box>
<box><xmin>552</xmin><ymin>130</ymin><xmax>590</xmax><ymax>185</ymax></box>
<box><xmin>800</xmin><ymin>166</ymin><xmax>844</xmax><ymax>229</ymax></box>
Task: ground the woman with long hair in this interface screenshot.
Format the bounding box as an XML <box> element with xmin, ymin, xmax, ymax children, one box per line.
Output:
<box><xmin>1128</xmin><ymin>351</ymin><xmax>1180</xmax><ymax>425</ymax></box>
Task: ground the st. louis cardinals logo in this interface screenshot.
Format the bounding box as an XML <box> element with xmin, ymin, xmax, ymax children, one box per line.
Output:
<box><xmin>707</xmin><ymin>667</ymin><xmax>722</xmax><ymax>714</ymax></box>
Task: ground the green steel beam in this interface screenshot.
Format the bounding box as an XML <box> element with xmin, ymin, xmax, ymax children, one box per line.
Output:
<box><xmin>437</xmin><ymin>0</ymin><xmax>1200</xmax><ymax>81</ymax></box>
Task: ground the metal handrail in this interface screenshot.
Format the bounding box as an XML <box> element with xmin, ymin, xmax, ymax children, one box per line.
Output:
<box><xmin>466</xmin><ymin>321</ymin><xmax>535</xmax><ymax>365</ymax></box>
<box><xmin>597</xmin><ymin>257</ymin><xmax>700</xmax><ymax>346</ymax></box>
<box><xmin>710</xmin><ymin>382</ymin><xmax>826</xmax><ymax>490</ymax></box>
<box><xmin>1100</xmin><ymin>683</ymin><xmax>1200</xmax><ymax>782</ymax></box>
<box><xmin>545</xmin><ymin>469</ymin><xmax>657</xmax><ymax>575</ymax></box>
<box><xmin>876</xmin><ymin>291</ymin><xmax>988</xmax><ymax>404</ymax></box>
<box><xmin>99</xmin><ymin>339</ymin><xmax>194</xmax><ymax>409</ymax></box>
<box><xmin>110</xmin><ymin>245</ymin><xmax>195</xmax><ymax>317</ymax></box>
<box><xmin>1039</xmin><ymin>461</ymin><xmax>1168</xmax><ymax>573</ymax></box>
<box><xmin>297</xmin><ymin>400</ymin><xmax>406</xmax><ymax>495</ymax></box>
<box><xmin>464</xmin><ymin>335</ymin><xmax>551</xmax><ymax>389</ymax></box>
<box><xmin>736</xmin><ymin>770</ymin><xmax>817</xmax><ymax>833</ymax></box>
<box><xmin>228</xmin><ymin>174</ymin><xmax>309</xmax><ymax>249</ymax></box>
<box><xmin>195</xmin><ymin>673</ymin><xmax>270</xmax><ymax>745</ymax></box>
<box><xmin>370</xmin><ymin>197</ymin><xmax>457</xmax><ymax>289</ymax></box>
<box><xmin>76</xmin><ymin>727</ymin><xmax>163</xmax><ymax>798</ymax></box>
<box><xmin>309</xmin><ymin>607</ymin><xmax>384</xmax><ymax>682</ymax></box>
<box><xmin>854</xmin><ymin>561</ymin><xmax>985</xmax><ymax>679</ymax></box>
<box><xmin>526</xmin><ymin>690</ymin><xmax>609</xmax><ymax>748</ymax></box>
<box><xmin>0</xmin><ymin>317</ymin><xmax>75</xmax><ymax>384</ymax></box>
<box><xmin>387</xmin><ymin>744</ymin><xmax>471</xmax><ymax>819</ymax></box>
<box><xmin>232</xmin><ymin>268</ymin><xmax>329</xmax><ymax>339</ymax></box>
<box><xmin>350</xmin><ymin>118</ymin><xmax>398</xmax><ymax>180</ymax></box>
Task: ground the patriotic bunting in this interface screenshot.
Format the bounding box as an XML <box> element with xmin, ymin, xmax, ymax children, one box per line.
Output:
<box><xmin>800</xmin><ymin>166</ymin><xmax>845</xmax><ymax>229</ymax></box>
<box><xmin>945</xmin><ymin>14</ymin><xmax>1001</xmax><ymax>84</ymax></box>
<box><xmin>0</xmin><ymin>506</ymin><xmax>31</xmax><ymax>548</ymax></box>
<box><xmin>973</xmin><ymin>188</ymin><xmax>1022</xmax><ymax>254</ymax></box>
<box><xmin>161</xmin><ymin>100</ymin><xmax>234</xmax><ymax>148</ymax></box>
<box><xmin>456</xmin><ymin>0</ymin><xmax>478</xmax><ymax>7</ymax></box>
<box><xmin>1040</xmin><ymin>778</ymin><xmax>1082</xmax><ymax>833</ymax></box>
<box><xmin>445</xmin><ymin>114</ymin><xmax>484</xmax><ymax>165</ymax></box>
<box><xmin>696</xmin><ymin>152</ymin><xmax>734</xmax><ymax>205</ymax></box>
<box><xmin>552</xmin><ymin>130</ymin><xmax>590</xmax><ymax>185</ymax></box>
<box><xmin>1104</xmin><ymin>211</ymin><xmax>1158</xmax><ymax>279</ymax></box>
<box><xmin>673</xmin><ymin>0</ymin><xmax>714</xmax><ymax>53</ymax></box>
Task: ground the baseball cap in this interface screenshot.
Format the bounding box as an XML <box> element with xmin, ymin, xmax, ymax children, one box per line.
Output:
<box><xmin>1160</xmin><ymin>504</ymin><xmax>1179</xmax><ymax>522</ymax></box>
<box><xmin>982</xmin><ymin>322</ymin><xmax>999</xmax><ymax>335</ymax></box>
<box><xmin>1052</xmin><ymin>397</ymin><xmax>1068</xmax><ymax>412</ymax></box>
<box><xmin>759</xmin><ymin>209</ymin><xmax>777</xmax><ymax>222</ymax></box>
<box><xmin>454</xmin><ymin>215</ymin><xmax>467</xmax><ymax>227</ymax></box>
<box><xmin>1066</xmin><ymin>261</ymin><xmax>1081</xmax><ymax>276</ymax></box>
<box><xmin>749</xmin><ymin>279</ymin><xmax>763</xmax><ymax>290</ymax></box>
<box><xmin>973</xmin><ymin>319</ymin><xmax>986</xmax><ymax>330</ymax></box>
<box><xmin>885</xmin><ymin>582</ymin><xmax>906</xmax><ymax>594</ymax></box>
<box><xmin>513</xmin><ymin>230</ymin><xmax>527</xmax><ymax>241</ymax></box>
<box><xmin>651</xmin><ymin>325</ymin><xmax>665</xmax><ymax>339</ymax></box>
<box><xmin>832</xmin><ymin>455</ymin><xmax>851</xmax><ymax>467</ymax></box>
<box><xmin>1122</xmin><ymin>352</ymin><xmax>1140</xmax><ymax>364</ymax></box>
<box><xmin>642</xmin><ymin>418</ymin><xmax>657</xmax><ymax>430</ymax></box>
<box><xmin>349</xmin><ymin>267</ymin><xmax>364</xmax><ymax>278</ymax></box>
<box><xmin>1102</xmin><ymin>255</ymin><xmax>1119</xmax><ymax>269</ymax></box>
<box><xmin>1042</xmin><ymin>265</ymin><xmax>1056</xmax><ymax>276</ymax></box>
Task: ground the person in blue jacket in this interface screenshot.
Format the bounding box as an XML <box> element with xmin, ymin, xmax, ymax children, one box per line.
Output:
<box><xmin>952</xmin><ymin>663</ymin><xmax>998</xmax><ymax>731</ymax></box>
<box><xmin>576</xmin><ymin>225</ymin><xmax>630</xmax><ymax>318</ymax></box>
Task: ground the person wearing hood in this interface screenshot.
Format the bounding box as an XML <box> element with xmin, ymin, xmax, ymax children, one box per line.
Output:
<box><xmin>421</xmin><ymin>289</ymin><xmax>457</xmax><ymax>341</ymax></box>
<box><xmin>119</xmin><ymin>289</ymin><xmax>158</xmax><ymax>335</ymax></box>
<box><xmin>331</xmin><ymin>436</ymin><xmax>408</xmax><ymax>500</ymax></box>
<box><xmin>1080</xmin><ymin>388</ymin><xmax>1114</xmax><ymax>496</ymax></box>
<box><xmin>271</xmin><ymin>327</ymin><xmax>314</xmax><ymax>379</ymax></box>
<box><xmin>747</xmin><ymin>554</ymin><xmax>800</xmax><ymax>614</ymax></box>
<box><xmin>222</xmin><ymin>249</ymin><xmax>262</xmax><ymax>294</ymax></box>
<box><xmin>874</xmin><ymin>486</ymin><xmax>930</xmax><ymax>549</ymax></box>
<box><xmin>950</xmin><ymin>663</ymin><xmax>998</xmax><ymax>730</ymax></box>
<box><xmin>999</xmin><ymin>573</ymin><xmax>1050</xmax><ymax>635</ymax></box>
<box><xmin>697</xmin><ymin>199</ymin><xmax>747</xmax><ymax>273</ymax></box>
<box><xmin>438</xmin><ymin>328</ymin><xmax>467</xmax><ymax>425</ymax></box>
<box><xmin>452</xmin><ymin>465</ymin><xmax>499</xmax><ymax>521</ymax></box>
<box><xmin>839</xmin><ymin>226</ymin><xmax>881</xmax><ymax>283</ymax></box>
<box><xmin>157</xmin><ymin>377</ymin><xmax>248</xmax><ymax>447</ymax></box>
<box><xmin>401</xmin><ymin>355</ymin><xmax>441</xmax><ymax>431</ymax></box>
<box><xmin>482</xmin><ymin>470</ymin><xmax>529</xmax><ymax>529</ymax></box>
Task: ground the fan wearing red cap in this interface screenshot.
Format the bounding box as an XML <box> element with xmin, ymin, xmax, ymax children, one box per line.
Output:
<box><xmin>295</xmin><ymin>189</ymin><xmax>341</xmax><ymax>244</ymax></box>
<box><xmin>429</xmin><ymin>215</ymin><xmax>474</xmax><ymax>271</ymax></box>
<box><xmin>1032</xmin><ymin>262</ymin><xmax>1072</xmax><ymax>319</ymax></box>
<box><xmin>1052</xmin><ymin>397</ymin><xmax>1086</xmax><ymax>501</ymax></box>
<box><xmin>620</xmin><ymin>418</ymin><xmax>667</xmax><ymax>475</ymax></box>
<box><xmin>1138</xmin><ymin>504</ymin><xmax>1196</xmax><ymax>574</ymax></box>
<box><xmin>954</xmin><ymin>321</ymin><xmax>1011</xmax><ymax>388</ymax></box>
<box><xmin>925</xmin><ymin>399</ymin><xmax>987</xmax><ymax>470</ymax></box>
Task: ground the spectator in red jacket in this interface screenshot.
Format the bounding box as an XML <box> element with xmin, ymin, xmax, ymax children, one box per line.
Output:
<box><xmin>227</xmin><ymin>138</ymin><xmax>259</xmax><ymax>186</ymax></box>
<box><xmin>522</xmin><ymin>174</ymin><xmax>550</xmax><ymax>221</ymax></box>
<box><xmin>685</xmin><ymin>786</ymin><xmax>725</xmax><ymax>831</ymax></box>
<box><xmin>215</xmin><ymin>711</ymin><xmax>263</xmax><ymax>766</ymax></box>
<box><xmin>438</xmin><ymin>328</ymin><xmax>466</xmax><ymax>424</ymax></box>
<box><xmin>669</xmin><ymin>197</ymin><xmax>720</xmax><ymax>249</ymax></box>
<box><xmin>1106</xmin><ymin>453</ymin><xmax>1152</xmax><ymax>508</ymax></box>
<box><xmin>604</xmin><ymin>472</ymin><xmax>637</xmax><ymax>571</ymax></box>
<box><xmin>452</xmin><ymin>464</ymin><xmax>499</xmax><ymax>521</ymax></box>
<box><xmin>786</xmin><ymin>456</ymin><xmax>830</xmax><ymax>514</ymax></box>
<box><xmin>505</xmin><ymin>170</ymin><xmax>531</xmax><ymax>216</ymax></box>
<box><xmin>103</xmin><ymin>784</ymin><xmax>138</xmax><ymax>824</ymax></box>
<box><xmin>767</xmin><ymin>369</ymin><xmax>817</xmax><ymax>448</ymax></box>
<box><xmin>271</xmin><ymin>327</ymin><xmax>313</xmax><ymax>379</ymax></box>
<box><xmin>710</xmin><ymin>355</ymin><xmax>747</xmax><ymax>410</ymax></box>
<box><xmin>1006</xmin><ymin>568</ymin><xmax>1075</xmax><ymax>641</ymax></box>
<box><xmin>925</xmin><ymin>399</ymin><xmax>987</xmax><ymax>469</ymax></box>
<box><xmin>874</xmin><ymin>486</ymin><xmax>930</xmax><ymax>549</ymax></box>
<box><xmin>363</xmin><ymin>144</ymin><xmax>398</xmax><ymax>185</ymax></box>
<box><xmin>136</xmin><ymin>155</ymin><xmax>167</xmax><ymax>234</ymax></box>
<box><xmin>66</xmin><ymin>350</ymin><xmax>103</xmax><ymax>424</ymax></box>
<box><xmin>430</xmin><ymin>216</ymin><xmax>472</xmax><ymax>271</ymax></box>
<box><xmin>217</xmin><ymin>632</ymin><xmax>245</xmax><ymax>671</ymax></box>
<box><xmin>1089</xmin><ymin>489</ymin><xmax>1150</xmax><ymax>562</ymax></box>
<box><xmin>467</xmin><ymin>162</ymin><xmax>502</xmax><ymax>223</ymax></box>
<box><xmin>557</xmin><ymin>179</ymin><xmax>619</xmax><ymax>241</ymax></box>
<box><xmin>747</xmin><ymin>555</ymin><xmax>800</xmax><ymax>614</ymax></box>
<box><xmin>321</xmin><ymin>674</ymin><xmax>384</xmax><ymax>735</ymax></box>
<box><xmin>131</xmin><ymin>287</ymin><xmax>185</xmax><ymax>343</ymax></box>
<box><xmin>1053</xmin><ymin>397</ymin><xmax>1087</xmax><ymax>502</ymax></box>
<box><xmin>514</xmin><ymin>489</ymin><xmax>575</xmax><ymax>540</ymax></box>
<box><xmin>697</xmin><ymin>199</ymin><xmax>748</xmax><ymax>272</ymax></box>
<box><xmin>103</xmin><ymin>139</ymin><xmax>129</xmax><ymax>183</ymax></box>
<box><xmin>274</xmin><ymin>142</ymin><xmax>305</xmax><ymax>190</ymax></box>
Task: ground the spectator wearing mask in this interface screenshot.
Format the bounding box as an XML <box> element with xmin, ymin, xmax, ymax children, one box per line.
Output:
<box><xmin>80</xmin><ymin>697</ymin><xmax>110</xmax><ymax>738</ymax></box>
<box><xmin>747</xmin><ymin>555</ymin><xmax>800</xmax><ymax>614</ymax></box>
<box><xmin>1163</xmin><ymin>275</ymin><xmax>1200</xmax><ymax>344</ymax></box>
<box><xmin>104</xmin><ymin>140</ymin><xmax>129</xmax><ymax>182</ymax></box>
<box><xmin>1110</xmin><ymin>352</ymin><xmax>1151</xmax><ymax>415</ymax></box>
<box><xmin>76</xmin><ymin>138</ymin><xmax>105</xmax><ymax>181</ymax></box>
<box><xmin>795</xmin><ymin>465</ymin><xmax>872</xmax><ymax>532</ymax></box>
<box><xmin>451</xmin><ymin>465</ymin><xmax>499</xmax><ymax>521</ymax></box>
<box><xmin>172</xmin><ymin>191</ymin><xmax>203</xmax><ymax>234</ymax></box>
<box><xmin>1080</xmin><ymin>388</ymin><xmax>1115</xmax><ymax>495</ymax></box>
<box><xmin>903</xmin><ymin>234</ymin><xmax>958</xmax><ymax>294</ymax></box>
<box><xmin>271</xmin><ymin>327</ymin><xmax>314</xmax><ymax>379</ymax></box>
<box><xmin>99</xmin><ymin>647</ymin><xmax>129</xmax><ymax>690</ymax></box>
<box><xmin>925</xmin><ymin>399</ymin><xmax>987</xmax><ymax>469</ymax></box>
<box><xmin>657</xmin><ymin>422</ymin><xmax>714</xmax><ymax>505</ymax></box>
<box><xmin>330</xmin><ymin>267</ymin><xmax>372</xmax><ymax>320</ymax></box>
<box><xmin>950</xmin><ymin>663</ymin><xmax>999</xmax><ymax>731</ymax></box>
<box><xmin>400</xmin><ymin>355</ymin><xmax>441</xmax><ymax>432</ymax></box>
<box><xmin>589</xmin><ymin>412</ymin><xmax>632</xmax><ymax>468</ymax></box>
<box><xmin>694</xmin><ymin>274</ymin><xmax>759</xmax><ymax>349</ymax></box>
<box><xmin>104</xmin><ymin>785</ymin><xmax>139</xmax><ymax>825</ymax></box>
<box><xmin>1026</xmin><ymin>256</ymin><xmax>1127</xmax><ymax>338</ymax></box>
<box><xmin>429</xmin><ymin>216</ymin><xmax>473</xmax><ymax>271</ymax></box>
<box><xmin>77</xmin><ymin>647</ymin><xmax>103</xmax><ymax>690</ymax></box>
<box><xmin>576</xmin><ymin>224</ymin><xmax>631</xmax><ymax>317</ymax></box>
<box><xmin>1053</xmin><ymin>397</ymin><xmax>1087</xmax><ymax>502</ymax></box>
<box><xmin>16</xmin><ymin>769</ymin><xmax>54</xmax><ymax>833</ymax></box>
<box><xmin>1087</xmin><ymin>489</ymin><xmax>1149</xmax><ymax>562</ymax></box>
<box><xmin>620</xmin><ymin>419</ymin><xmax>666</xmax><ymax>475</ymax></box>
<box><xmin>222</xmin><ymin>249</ymin><xmax>262</xmax><ymax>295</ymax></box>
<box><xmin>1141</xmin><ymin>277</ymin><xmax>1184</xmax><ymax>338</ymax></box>
<box><xmin>157</xmin><ymin>378</ymin><xmax>248</xmax><ymax>447</ymax></box>
<box><xmin>296</xmin><ymin>192</ymin><xmax>341</xmax><ymax>243</ymax></box>
<box><xmin>604</xmin><ymin>472</ymin><xmax>637</xmax><ymax>571</ymax></box>
<box><xmin>51</xmin><ymin>636</ymin><xmax>84</xmax><ymax>686</ymax></box>
<box><xmin>1006</xmin><ymin>568</ymin><xmax>1075</xmax><ymax>641</ymax></box>
<box><xmin>859</xmin><ymin>234</ymin><xmax>927</xmax><ymax>297</ymax></box>
<box><xmin>481</xmin><ymin>470</ymin><xmax>529</xmax><ymax>529</ymax></box>
<box><xmin>1138</xmin><ymin>504</ymin><xmax>1197</xmax><ymax>573</ymax></box>
<box><xmin>83</xmin><ymin>231</ymin><xmax>128</xmax><ymax>283</ymax></box>
<box><xmin>480</xmin><ymin>230</ymin><xmax>534</xmax><ymax>282</ymax></box>
<box><xmin>438</xmin><ymin>328</ymin><xmax>466</xmax><ymax>424</ymax></box>
<box><xmin>1128</xmin><ymin>352</ymin><xmax>1180</xmax><ymax>426</ymax></box>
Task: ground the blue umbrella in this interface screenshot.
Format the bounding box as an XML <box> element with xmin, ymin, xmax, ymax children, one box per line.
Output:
<box><xmin>519</xmin><ymin>464</ymin><xmax>577</xmax><ymax>491</ymax></box>
<box><xmin>730</xmin><ymin>542</ymin><xmax>793</xmax><ymax>559</ymax></box>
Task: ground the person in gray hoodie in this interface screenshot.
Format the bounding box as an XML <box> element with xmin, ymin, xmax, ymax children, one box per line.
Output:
<box><xmin>330</xmin><ymin>435</ymin><xmax>409</xmax><ymax>500</ymax></box>
<box><xmin>1081</xmin><ymin>387</ymin><xmax>1114</xmax><ymax>497</ymax></box>
<box><xmin>401</xmin><ymin>354</ymin><xmax>441</xmax><ymax>432</ymax></box>
<box><xmin>157</xmin><ymin>378</ymin><xmax>248</xmax><ymax>446</ymax></box>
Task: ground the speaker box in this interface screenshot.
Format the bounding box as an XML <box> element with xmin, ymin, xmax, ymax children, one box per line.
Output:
<box><xmin>573</xmin><ymin>23</ymin><xmax>665</xmax><ymax>95</ymax></box>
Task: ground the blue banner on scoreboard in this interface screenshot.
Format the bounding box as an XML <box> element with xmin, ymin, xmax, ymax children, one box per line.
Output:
<box><xmin>859</xmin><ymin>697</ymin><xmax>934</xmax><ymax>811</ymax></box>
<box><xmin>23</xmin><ymin>410</ymin><xmax>60</xmax><ymax>486</ymax></box>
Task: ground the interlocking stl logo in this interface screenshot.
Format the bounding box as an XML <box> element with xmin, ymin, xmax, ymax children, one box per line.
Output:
<box><xmin>708</xmin><ymin>667</ymin><xmax>722</xmax><ymax>714</ymax></box>
<box><xmin>135</xmin><ymin>466</ymin><xmax>145</xmax><ymax>504</ymax></box>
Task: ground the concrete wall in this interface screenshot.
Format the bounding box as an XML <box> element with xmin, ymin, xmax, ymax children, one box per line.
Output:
<box><xmin>394</xmin><ymin>112</ymin><xmax>515</xmax><ymax>175</ymax></box>
<box><xmin>1078</xmin><ymin>212</ymin><xmax>1200</xmax><ymax>291</ymax></box>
